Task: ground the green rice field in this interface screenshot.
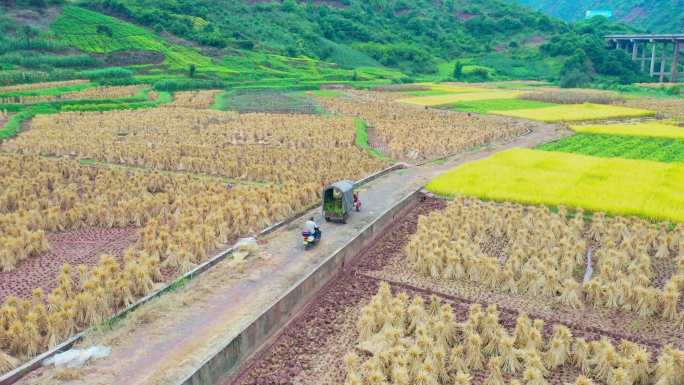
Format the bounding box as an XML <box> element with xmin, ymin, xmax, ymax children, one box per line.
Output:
<box><xmin>538</xmin><ymin>134</ymin><xmax>684</xmax><ymax>163</ymax></box>
<box><xmin>448</xmin><ymin>98</ymin><xmax>556</xmax><ymax>114</ymax></box>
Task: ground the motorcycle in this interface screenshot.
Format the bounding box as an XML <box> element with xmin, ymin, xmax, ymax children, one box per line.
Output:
<box><xmin>302</xmin><ymin>228</ymin><xmax>322</xmax><ymax>248</ymax></box>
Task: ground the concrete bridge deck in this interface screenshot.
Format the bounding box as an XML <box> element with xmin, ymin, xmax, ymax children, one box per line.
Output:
<box><xmin>605</xmin><ymin>33</ymin><xmax>684</xmax><ymax>82</ymax></box>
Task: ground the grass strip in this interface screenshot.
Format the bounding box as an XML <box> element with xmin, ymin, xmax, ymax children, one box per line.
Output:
<box><xmin>354</xmin><ymin>118</ymin><xmax>387</xmax><ymax>160</ymax></box>
<box><xmin>211</xmin><ymin>90</ymin><xmax>227</xmax><ymax>110</ymax></box>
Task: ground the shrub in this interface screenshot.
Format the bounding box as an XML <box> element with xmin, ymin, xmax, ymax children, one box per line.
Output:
<box><xmin>153</xmin><ymin>79</ymin><xmax>226</xmax><ymax>92</ymax></box>
<box><xmin>81</xmin><ymin>67</ymin><xmax>133</xmax><ymax>80</ymax></box>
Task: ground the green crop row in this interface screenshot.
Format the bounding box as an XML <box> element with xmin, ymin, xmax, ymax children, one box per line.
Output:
<box><xmin>0</xmin><ymin>91</ymin><xmax>172</xmax><ymax>140</ymax></box>
<box><xmin>354</xmin><ymin>118</ymin><xmax>387</xmax><ymax>160</ymax></box>
<box><xmin>0</xmin><ymin>82</ymin><xmax>96</xmax><ymax>98</ymax></box>
<box><xmin>537</xmin><ymin>133</ymin><xmax>684</xmax><ymax>163</ymax></box>
<box><xmin>447</xmin><ymin>98</ymin><xmax>557</xmax><ymax>114</ymax></box>
<box><xmin>51</xmin><ymin>7</ymin><xmax>219</xmax><ymax>71</ymax></box>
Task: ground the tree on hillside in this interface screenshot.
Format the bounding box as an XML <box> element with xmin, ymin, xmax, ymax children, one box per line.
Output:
<box><xmin>96</xmin><ymin>25</ymin><xmax>113</xmax><ymax>37</ymax></box>
<box><xmin>453</xmin><ymin>61</ymin><xmax>464</xmax><ymax>79</ymax></box>
<box><xmin>559</xmin><ymin>49</ymin><xmax>593</xmax><ymax>87</ymax></box>
<box><xmin>20</xmin><ymin>26</ymin><xmax>37</xmax><ymax>47</ymax></box>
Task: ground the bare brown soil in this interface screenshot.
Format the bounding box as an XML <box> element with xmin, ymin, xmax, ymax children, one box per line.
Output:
<box><xmin>104</xmin><ymin>50</ymin><xmax>165</xmax><ymax>66</ymax></box>
<box><xmin>0</xmin><ymin>227</ymin><xmax>137</xmax><ymax>303</ymax></box>
<box><xmin>229</xmin><ymin>195</ymin><xmax>682</xmax><ymax>385</ymax></box>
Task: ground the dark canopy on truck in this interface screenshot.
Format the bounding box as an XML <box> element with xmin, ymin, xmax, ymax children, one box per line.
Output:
<box><xmin>322</xmin><ymin>180</ymin><xmax>354</xmax><ymax>214</ymax></box>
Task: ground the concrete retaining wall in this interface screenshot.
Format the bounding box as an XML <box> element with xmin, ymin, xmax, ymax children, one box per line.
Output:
<box><xmin>177</xmin><ymin>188</ymin><xmax>423</xmax><ymax>385</ymax></box>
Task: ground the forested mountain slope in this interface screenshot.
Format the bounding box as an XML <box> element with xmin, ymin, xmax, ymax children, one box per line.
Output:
<box><xmin>513</xmin><ymin>0</ymin><xmax>684</xmax><ymax>33</ymax></box>
<box><xmin>0</xmin><ymin>0</ymin><xmax>643</xmax><ymax>88</ymax></box>
<box><xmin>82</xmin><ymin>0</ymin><xmax>565</xmax><ymax>74</ymax></box>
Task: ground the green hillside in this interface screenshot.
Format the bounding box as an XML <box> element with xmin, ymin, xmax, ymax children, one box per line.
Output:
<box><xmin>0</xmin><ymin>0</ymin><xmax>646</xmax><ymax>89</ymax></box>
<box><xmin>52</xmin><ymin>6</ymin><xmax>220</xmax><ymax>71</ymax></box>
<box><xmin>82</xmin><ymin>0</ymin><xmax>565</xmax><ymax>75</ymax></box>
<box><xmin>513</xmin><ymin>0</ymin><xmax>684</xmax><ymax>32</ymax></box>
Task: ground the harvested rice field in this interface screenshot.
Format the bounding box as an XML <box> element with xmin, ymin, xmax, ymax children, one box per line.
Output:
<box><xmin>0</xmin><ymin>85</ymin><xmax>542</xmax><ymax>375</ymax></box>
<box><xmin>230</xmin><ymin>195</ymin><xmax>684</xmax><ymax>385</ymax></box>
<box><xmin>317</xmin><ymin>91</ymin><xmax>533</xmax><ymax>161</ymax></box>
<box><xmin>570</xmin><ymin>121</ymin><xmax>684</xmax><ymax>139</ymax></box>
<box><xmin>425</xmin><ymin>148</ymin><xmax>684</xmax><ymax>222</ymax></box>
<box><xmin>493</xmin><ymin>103</ymin><xmax>655</xmax><ymax>122</ymax></box>
<box><xmin>5</xmin><ymin>78</ymin><xmax>684</xmax><ymax>385</ymax></box>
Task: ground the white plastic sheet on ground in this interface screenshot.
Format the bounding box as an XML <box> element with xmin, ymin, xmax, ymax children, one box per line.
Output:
<box><xmin>583</xmin><ymin>249</ymin><xmax>594</xmax><ymax>282</ymax></box>
<box><xmin>43</xmin><ymin>345</ymin><xmax>111</xmax><ymax>369</ymax></box>
<box><xmin>233</xmin><ymin>237</ymin><xmax>259</xmax><ymax>262</ymax></box>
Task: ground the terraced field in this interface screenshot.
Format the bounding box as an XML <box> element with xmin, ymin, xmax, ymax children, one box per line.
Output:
<box><xmin>51</xmin><ymin>6</ymin><xmax>220</xmax><ymax>71</ymax></box>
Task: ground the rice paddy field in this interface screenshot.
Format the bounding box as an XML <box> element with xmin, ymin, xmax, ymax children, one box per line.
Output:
<box><xmin>4</xmin><ymin>79</ymin><xmax>684</xmax><ymax>385</ymax></box>
<box><xmin>0</xmin><ymin>82</ymin><xmax>544</xmax><ymax>376</ymax></box>
<box><xmin>449</xmin><ymin>98</ymin><xmax>557</xmax><ymax>114</ymax></box>
<box><xmin>229</xmin><ymin>83</ymin><xmax>684</xmax><ymax>385</ymax></box>
<box><xmin>570</xmin><ymin>121</ymin><xmax>684</xmax><ymax>139</ymax></box>
<box><xmin>0</xmin><ymin>86</ymin><xmax>387</xmax><ymax>372</ymax></box>
<box><xmin>399</xmin><ymin>91</ymin><xmax>522</xmax><ymax>106</ymax></box>
<box><xmin>492</xmin><ymin>103</ymin><xmax>655</xmax><ymax>122</ymax></box>
<box><xmin>538</xmin><ymin>134</ymin><xmax>684</xmax><ymax>163</ymax></box>
<box><xmin>232</xmin><ymin>194</ymin><xmax>684</xmax><ymax>385</ymax></box>
<box><xmin>426</xmin><ymin>148</ymin><xmax>684</xmax><ymax>222</ymax></box>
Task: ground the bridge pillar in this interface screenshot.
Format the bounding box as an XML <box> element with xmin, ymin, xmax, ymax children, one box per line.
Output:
<box><xmin>660</xmin><ymin>42</ymin><xmax>668</xmax><ymax>83</ymax></box>
<box><xmin>632</xmin><ymin>40</ymin><xmax>639</xmax><ymax>60</ymax></box>
<box><xmin>641</xmin><ymin>42</ymin><xmax>648</xmax><ymax>71</ymax></box>
<box><xmin>650</xmin><ymin>41</ymin><xmax>657</xmax><ymax>76</ymax></box>
<box><xmin>672</xmin><ymin>41</ymin><xmax>680</xmax><ymax>82</ymax></box>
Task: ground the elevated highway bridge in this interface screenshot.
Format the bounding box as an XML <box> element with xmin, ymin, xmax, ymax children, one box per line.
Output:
<box><xmin>605</xmin><ymin>34</ymin><xmax>684</xmax><ymax>82</ymax></box>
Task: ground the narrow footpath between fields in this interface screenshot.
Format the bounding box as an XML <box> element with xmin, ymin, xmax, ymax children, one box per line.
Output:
<box><xmin>18</xmin><ymin>122</ymin><xmax>567</xmax><ymax>385</ymax></box>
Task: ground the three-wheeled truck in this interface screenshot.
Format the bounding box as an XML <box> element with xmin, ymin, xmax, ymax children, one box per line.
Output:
<box><xmin>322</xmin><ymin>180</ymin><xmax>356</xmax><ymax>223</ymax></box>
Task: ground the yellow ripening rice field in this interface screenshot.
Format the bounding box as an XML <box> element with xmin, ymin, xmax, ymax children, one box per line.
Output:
<box><xmin>398</xmin><ymin>91</ymin><xmax>522</xmax><ymax>106</ymax></box>
<box><xmin>426</xmin><ymin>148</ymin><xmax>684</xmax><ymax>222</ymax></box>
<box><xmin>492</xmin><ymin>103</ymin><xmax>654</xmax><ymax>122</ymax></box>
<box><xmin>571</xmin><ymin>120</ymin><xmax>684</xmax><ymax>139</ymax></box>
<box><xmin>419</xmin><ymin>82</ymin><xmax>482</xmax><ymax>93</ymax></box>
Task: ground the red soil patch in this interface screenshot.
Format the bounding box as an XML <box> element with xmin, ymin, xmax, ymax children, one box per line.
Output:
<box><xmin>621</xmin><ymin>7</ymin><xmax>646</xmax><ymax>23</ymax></box>
<box><xmin>0</xmin><ymin>114</ymin><xmax>9</xmax><ymax>128</ymax></box>
<box><xmin>456</xmin><ymin>11</ymin><xmax>476</xmax><ymax>21</ymax></box>
<box><xmin>0</xmin><ymin>227</ymin><xmax>137</xmax><ymax>302</ymax></box>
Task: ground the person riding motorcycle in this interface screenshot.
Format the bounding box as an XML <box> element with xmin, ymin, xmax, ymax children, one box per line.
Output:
<box><xmin>303</xmin><ymin>217</ymin><xmax>321</xmax><ymax>238</ymax></box>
